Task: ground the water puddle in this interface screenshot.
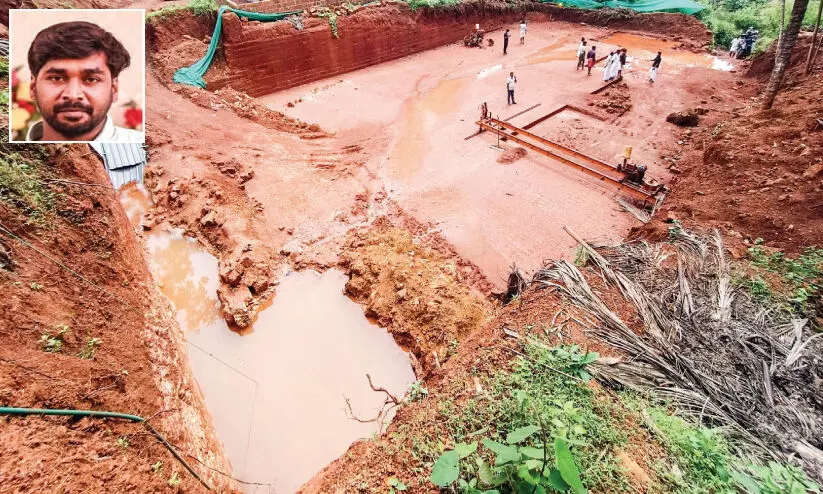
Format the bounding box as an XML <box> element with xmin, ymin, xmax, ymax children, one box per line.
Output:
<box><xmin>526</xmin><ymin>36</ymin><xmax>573</xmax><ymax>65</ymax></box>
<box><xmin>600</xmin><ymin>32</ymin><xmax>735</xmax><ymax>71</ymax></box>
<box><xmin>118</xmin><ymin>188</ymin><xmax>416</xmax><ymax>493</ymax></box>
<box><xmin>387</xmin><ymin>76</ymin><xmax>470</xmax><ymax>180</ymax></box>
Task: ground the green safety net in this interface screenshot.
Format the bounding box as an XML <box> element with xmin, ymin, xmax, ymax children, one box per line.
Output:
<box><xmin>541</xmin><ymin>0</ymin><xmax>703</xmax><ymax>14</ymax></box>
<box><xmin>173</xmin><ymin>5</ymin><xmax>300</xmax><ymax>88</ymax></box>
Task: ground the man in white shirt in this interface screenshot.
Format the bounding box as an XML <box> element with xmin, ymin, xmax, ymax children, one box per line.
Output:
<box><xmin>576</xmin><ymin>38</ymin><xmax>587</xmax><ymax>70</ymax></box>
<box><xmin>23</xmin><ymin>20</ymin><xmax>143</xmax><ymax>143</ymax></box>
<box><xmin>729</xmin><ymin>37</ymin><xmax>741</xmax><ymax>59</ymax></box>
<box><xmin>520</xmin><ymin>20</ymin><xmax>527</xmax><ymax>44</ymax></box>
<box><xmin>507</xmin><ymin>72</ymin><xmax>517</xmax><ymax>105</ymax></box>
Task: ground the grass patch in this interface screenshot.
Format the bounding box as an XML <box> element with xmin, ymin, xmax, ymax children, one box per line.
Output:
<box><xmin>407</xmin><ymin>0</ymin><xmax>460</xmax><ymax>11</ymax></box>
<box><xmin>0</xmin><ymin>147</ymin><xmax>57</xmax><ymax>228</ymax></box>
<box><xmin>436</xmin><ymin>341</ymin><xmax>631</xmax><ymax>492</ymax></box>
<box><xmin>78</xmin><ymin>337</ymin><xmax>102</xmax><ymax>359</ymax></box>
<box><xmin>746</xmin><ymin>240</ymin><xmax>822</xmax><ymax>314</ymax></box>
<box><xmin>646</xmin><ymin>408</ymin><xmax>737</xmax><ymax>493</ymax></box>
<box><xmin>39</xmin><ymin>324</ymin><xmax>70</xmax><ymax>353</ymax></box>
<box><xmin>146</xmin><ymin>0</ymin><xmax>217</xmax><ymax>20</ymax></box>
<box><xmin>625</xmin><ymin>395</ymin><xmax>821</xmax><ymax>494</ymax></box>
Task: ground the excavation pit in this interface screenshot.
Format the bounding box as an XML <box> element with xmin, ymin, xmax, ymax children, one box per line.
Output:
<box><xmin>119</xmin><ymin>185</ymin><xmax>416</xmax><ymax>492</ymax></box>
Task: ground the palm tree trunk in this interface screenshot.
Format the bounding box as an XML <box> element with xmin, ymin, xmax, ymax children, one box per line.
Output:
<box><xmin>806</xmin><ymin>0</ymin><xmax>823</xmax><ymax>74</ymax></box>
<box><xmin>778</xmin><ymin>0</ymin><xmax>786</xmax><ymax>52</ymax></box>
<box><xmin>762</xmin><ymin>0</ymin><xmax>811</xmax><ymax>109</ymax></box>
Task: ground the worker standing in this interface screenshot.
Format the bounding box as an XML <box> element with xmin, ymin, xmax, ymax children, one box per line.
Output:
<box><xmin>576</xmin><ymin>38</ymin><xmax>587</xmax><ymax>70</ymax></box>
<box><xmin>507</xmin><ymin>72</ymin><xmax>517</xmax><ymax>105</ymax></box>
<box><xmin>503</xmin><ymin>29</ymin><xmax>510</xmax><ymax>55</ymax></box>
<box><xmin>586</xmin><ymin>45</ymin><xmax>597</xmax><ymax>76</ymax></box>
<box><xmin>649</xmin><ymin>51</ymin><xmax>662</xmax><ymax>83</ymax></box>
<box><xmin>519</xmin><ymin>20</ymin><xmax>527</xmax><ymax>44</ymax></box>
<box><xmin>618</xmin><ymin>48</ymin><xmax>627</xmax><ymax>79</ymax></box>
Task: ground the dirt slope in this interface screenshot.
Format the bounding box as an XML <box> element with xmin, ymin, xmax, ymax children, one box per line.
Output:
<box><xmin>642</xmin><ymin>33</ymin><xmax>823</xmax><ymax>253</ymax></box>
<box><xmin>0</xmin><ymin>146</ymin><xmax>234</xmax><ymax>492</ymax></box>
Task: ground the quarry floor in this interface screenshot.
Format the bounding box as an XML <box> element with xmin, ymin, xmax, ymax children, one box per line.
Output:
<box><xmin>255</xmin><ymin>22</ymin><xmax>737</xmax><ymax>286</ymax></box>
<box><xmin>137</xmin><ymin>16</ymin><xmax>748</xmax><ymax>492</ymax></box>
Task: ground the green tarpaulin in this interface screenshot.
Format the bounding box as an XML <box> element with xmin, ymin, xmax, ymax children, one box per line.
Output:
<box><xmin>541</xmin><ymin>0</ymin><xmax>704</xmax><ymax>14</ymax></box>
<box><xmin>173</xmin><ymin>5</ymin><xmax>299</xmax><ymax>88</ymax></box>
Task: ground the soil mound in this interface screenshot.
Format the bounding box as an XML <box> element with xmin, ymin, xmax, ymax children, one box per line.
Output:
<box><xmin>498</xmin><ymin>147</ymin><xmax>528</xmax><ymax>164</ymax></box>
<box><xmin>339</xmin><ymin>220</ymin><xmax>490</xmax><ymax>375</ymax></box>
<box><xmin>666</xmin><ymin>110</ymin><xmax>699</xmax><ymax>127</ymax></box>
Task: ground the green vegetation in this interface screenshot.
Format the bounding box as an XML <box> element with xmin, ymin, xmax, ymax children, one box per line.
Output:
<box><xmin>39</xmin><ymin>324</ymin><xmax>69</xmax><ymax>353</ymax></box>
<box><xmin>152</xmin><ymin>461</ymin><xmax>164</xmax><ymax>474</ymax></box>
<box><xmin>735</xmin><ymin>462</ymin><xmax>821</xmax><ymax>494</ymax></box>
<box><xmin>626</xmin><ymin>396</ymin><xmax>820</xmax><ymax>494</ymax></box>
<box><xmin>432</xmin><ymin>341</ymin><xmax>629</xmax><ymax>492</ymax></box>
<box><xmin>168</xmin><ymin>472</ymin><xmax>182</xmax><ymax>487</ymax></box>
<box><xmin>407</xmin><ymin>0</ymin><xmax>460</xmax><ymax>10</ymax></box>
<box><xmin>647</xmin><ymin>408</ymin><xmax>737</xmax><ymax>493</ymax></box>
<box><xmin>315</xmin><ymin>8</ymin><xmax>339</xmax><ymax>38</ymax></box>
<box><xmin>78</xmin><ymin>337</ymin><xmax>103</xmax><ymax>360</ymax></box>
<box><xmin>745</xmin><ymin>239</ymin><xmax>822</xmax><ymax>313</ymax></box>
<box><xmin>388</xmin><ymin>477</ymin><xmax>408</xmax><ymax>492</ymax></box>
<box><xmin>1</xmin><ymin>57</ymin><xmax>9</xmax><ymax>114</ymax></box>
<box><xmin>117</xmin><ymin>436</ymin><xmax>130</xmax><ymax>449</ymax></box>
<box><xmin>146</xmin><ymin>0</ymin><xmax>218</xmax><ymax>20</ymax></box>
<box><xmin>407</xmin><ymin>381</ymin><xmax>429</xmax><ymax>402</ymax></box>
<box><xmin>696</xmin><ymin>0</ymin><xmax>821</xmax><ymax>51</ymax></box>
<box><xmin>0</xmin><ymin>147</ymin><xmax>56</xmax><ymax>228</ymax></box>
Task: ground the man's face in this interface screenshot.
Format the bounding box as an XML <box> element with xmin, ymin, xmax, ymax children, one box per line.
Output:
<box><xmin>31</xmin><ymin>52</ymin><xmax>118</xmax><ymax>139</ymax></box>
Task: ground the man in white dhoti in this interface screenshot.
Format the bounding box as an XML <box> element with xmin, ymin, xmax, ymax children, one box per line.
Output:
<box><xmin>603</xmin><ymin>51</ymin><xmax>616</xmax><ymax>82</ymax></box>
<box><xmin>519</xmin><ymin>20</ymin><xmax>527</xmax><ymax>44</ymax></box>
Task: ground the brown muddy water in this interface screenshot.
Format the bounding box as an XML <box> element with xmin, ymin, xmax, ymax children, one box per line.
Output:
<box><xmin>119</xmin><ymin>184</ymin><xmax>416</xmax><ymax>493</ymax></box>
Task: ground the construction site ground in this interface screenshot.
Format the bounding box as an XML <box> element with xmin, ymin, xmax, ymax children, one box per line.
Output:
<box><xmin>2</xmin><ymin>2</ymin><xmax>822</xmax><ymax>493</ymax></box>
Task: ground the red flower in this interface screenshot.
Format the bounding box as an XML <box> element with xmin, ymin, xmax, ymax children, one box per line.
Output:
<box><xmin>17</xmin><ymin>101</ymin><xmax>35</xmax><ymax>114</ymax></box>
<box><xmin>11</xmin><ymin>70</ymin><xmax>18</xmax><ymax>88</ymax></box>
<box><xmin>124</xmin><ymin>107</ymin><xmax>143</xmax><ymax>129</ymax></box>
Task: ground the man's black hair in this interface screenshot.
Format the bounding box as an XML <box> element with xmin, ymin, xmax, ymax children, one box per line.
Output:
<box><xmin>28</xmin><ymin>21</ymin><xmax>130</xmax><ymax>78</ymax></box>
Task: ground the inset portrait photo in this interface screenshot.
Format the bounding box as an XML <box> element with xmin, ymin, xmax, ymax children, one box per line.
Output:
<box><xmin>9</xmin><ymin>9</ymin><xmax>145</xmax><ymax>143</ymax></box>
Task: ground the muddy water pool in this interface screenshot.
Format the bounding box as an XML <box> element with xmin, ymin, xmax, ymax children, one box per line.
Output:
<box><xmin>119</xmin><ymin>184</ymin><xmax>416</xmax><ymax>492</ymax></box>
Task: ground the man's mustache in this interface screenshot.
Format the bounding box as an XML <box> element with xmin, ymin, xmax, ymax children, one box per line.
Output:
<box><xmin>54</xmin><ymin>101</ymin><xmax>93</xmax><ymax>114</ymax></box>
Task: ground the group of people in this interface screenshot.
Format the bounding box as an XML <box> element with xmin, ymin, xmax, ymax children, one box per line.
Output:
<box><xmin>502</xmin><ymin>20</ymin><xmax>528</xmax><ymax>55</ymax></box>
<box><xmin>729</xmin><ymin>27</ymin><xmax>760</xmax><ymax>59</ymax></box>
<box><xmin>601</xmin><ymin>48</ymin><xmax>628</xmax><ymax>81</ymax></box>
<box><xmin>576</xmin><ymin>38</ymin><xmax>662</xmax><ymax>83</ymax></box>
<box><xmin>505</xmin><ymin>31</ymin><xmax>666</xmax><ymax>105</ymax></box>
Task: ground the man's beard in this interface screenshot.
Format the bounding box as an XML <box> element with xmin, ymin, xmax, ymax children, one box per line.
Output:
<box><xmin>40</xmin><ymin>98</ymin><xmax>111</xmax><ymax>139</ymax></box>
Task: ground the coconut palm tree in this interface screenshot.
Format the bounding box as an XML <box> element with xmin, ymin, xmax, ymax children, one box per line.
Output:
<box><xmin>761</xmin><ymin>0</ymin><xmax>811</xmax><ymax>109</ymax></box>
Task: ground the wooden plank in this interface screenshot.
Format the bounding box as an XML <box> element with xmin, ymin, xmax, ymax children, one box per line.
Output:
<box><xmin>522</xmin><ymin>105</ymin><xmax>568</xmax><ymax>130</ymax></box>
<box><xmin>503</xmin><ymin>103</ymin><xmax>541</xmax><ymax>122</ymax></box>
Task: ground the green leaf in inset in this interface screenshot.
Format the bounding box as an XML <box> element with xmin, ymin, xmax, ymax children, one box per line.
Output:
<box><xmin>506</xmin><ymin>425</ymin><xmax>540</xmax><ymax>444</ymax></box>
<box><xmin>477</xmin><ymin>458</ymin><xmax>506</xmax><ymax>487</ymax></box>
<box><xmin>555</xmin><ymin>437</ymin><xmax>586</xmax><ymax>493</ymax></box>
<box><xmin>545</xmin><ymin>469</ymin><xmax>571</xmax><ymax>491</ymax></box>
<box><xmin>482</xmin><ymin>438</ymin><xmax>521</xmax><ymax>465</ymax></box>
<box><xmin>518</xmin><ymin>462</ymin><xmax>537</xmax><ymax>485</ymax></box>
<box><xmin>389</xmin><ymin>477</ymin><xmax>408</xmax><ymax>491</ymax></box>
<box><xmin>455</xmin><ymin>441</ymin><xmax>478</xmax><ymax>459</ymax></box>
<box><xmin>520</xmin><ymin>446</ymin><xmax>545</xmax><ymax>459</ymax></box>
<box><xmin>430</xmin><ymin>450</ymin><xmax>460</xmax><ymax>487</ymax></box>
